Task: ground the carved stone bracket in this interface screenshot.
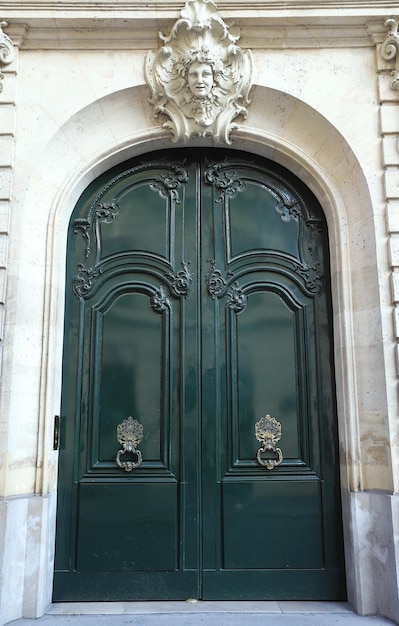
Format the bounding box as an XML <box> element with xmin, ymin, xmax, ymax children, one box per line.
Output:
<box><xmin>145</xmin><ymin>0</ymin><xmax>253</xmax><ymax>144</ymax></box>
<box><xmin>0</xmin><ymin>21</ymin><xmax>15</xmax><ymax>93</ymax></box>
<box><xmin>381</xmin><ymin>18</ymin><xmax>399</xmax><ymax>90</ymax></box>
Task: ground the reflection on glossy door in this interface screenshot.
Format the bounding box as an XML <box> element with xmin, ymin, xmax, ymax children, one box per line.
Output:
<box><xmin>53</xmin><ymin>149</ymin><xmax>345</xmax><ymax>601</ymax></box>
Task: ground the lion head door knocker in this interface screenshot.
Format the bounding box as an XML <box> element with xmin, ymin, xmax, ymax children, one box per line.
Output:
<box><xmin>255</xmin><ymin>414</ymin><xmax>283</xmax><ymax>470</ymax></box>
<box><xmin>145</xmin><ymin>0</ymin><xmax>253</xmax><ymax>144</ymax></box>
<box><xmin>115</xmin><ymin>416</ymin><xmax>144</xmax><ymax>472</ymax></box>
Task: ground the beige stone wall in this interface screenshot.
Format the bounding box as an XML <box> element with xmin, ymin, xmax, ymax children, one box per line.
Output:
<box><xmin>0</xmin><ymin>3</ymin><xmax>398</xmax><ymax>624</ymax></box>
<box><xmin>0</xmin><ymin>26</ymin><xmax>16</xmax><ymax>498</ymax></box>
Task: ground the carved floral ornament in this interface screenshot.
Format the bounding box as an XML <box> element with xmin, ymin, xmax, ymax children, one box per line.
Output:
<box><xmin>145</xmin><ymin>0</ymin><xmax>253</xmax><ymax>144</ymax></box>
<box><xmin>0</xmin><ymin>21</ymin><xmax>15</xmax><ymax>93</ymax></box>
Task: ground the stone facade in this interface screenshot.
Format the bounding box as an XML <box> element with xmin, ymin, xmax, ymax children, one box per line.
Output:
<box><xmin>0</xmin><ymin>1</ymin><xmax>399</xmax><ymax>624</ymax></box>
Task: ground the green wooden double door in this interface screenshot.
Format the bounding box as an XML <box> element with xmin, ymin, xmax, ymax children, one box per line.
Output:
<box><xmin>54</xmin><ymin>149</ymin><xmax>345</xmax><ymax>601</ymax></box>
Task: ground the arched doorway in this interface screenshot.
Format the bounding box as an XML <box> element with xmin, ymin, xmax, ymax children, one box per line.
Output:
<box><xmin>53</xmin><ymin>148</ymin><xmax>345</xmax><ymax>601</ymax></box>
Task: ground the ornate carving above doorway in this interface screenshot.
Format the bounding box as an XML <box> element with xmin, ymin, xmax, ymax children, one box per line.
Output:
<box><xmin>145</xmin><ymin>0</ymin><xmax>253</xmax><ymax>144</ymax></box>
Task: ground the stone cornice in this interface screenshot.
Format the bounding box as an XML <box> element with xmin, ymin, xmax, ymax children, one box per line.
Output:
<box><xmin>1</xmin><ymin>2</ymin><xmax>394</xmax><ymax>49</ymax></box>
<box><xmin>1</xmin><ymin>0</ymin><xmax>399</xmax><ymax>10</ymax></box>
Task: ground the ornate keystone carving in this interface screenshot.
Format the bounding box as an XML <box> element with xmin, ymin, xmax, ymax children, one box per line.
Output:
<box><xmin>381</xmin><ymin>18</ymin><xmax>399</xmax><ymax>90</ymax></box>
<box><xmin>145</xmin><ymin>0</ymin><xmax>253</xmax><ymax>144</ymax></box>
<box><xmin>0</xmin><ymin>21</ymin><xmax>14</xmax><ymax>93</ymax></box>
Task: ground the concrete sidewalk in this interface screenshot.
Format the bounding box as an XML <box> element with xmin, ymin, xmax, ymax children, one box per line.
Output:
<box><xmin>6</xmin><ymin>602</ymin><xmax>397</xmax><ymax>626</ymax></box>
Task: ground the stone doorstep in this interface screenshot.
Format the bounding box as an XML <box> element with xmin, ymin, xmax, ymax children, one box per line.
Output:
<box><xmin>47</xmin><ymin>601</ymin><xmax>354</xmax><ymax>615</ymax></box>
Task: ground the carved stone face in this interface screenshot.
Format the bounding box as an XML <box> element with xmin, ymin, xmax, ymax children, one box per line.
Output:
<box><xmin>187</xmin><ymin>62</ymin><xmax>214</xmax><ymax>99</ymax></box>
<box><xmin>145</xmin><ymin>0</ymin><xmax>253</xmax><ymax>143</ymax></box>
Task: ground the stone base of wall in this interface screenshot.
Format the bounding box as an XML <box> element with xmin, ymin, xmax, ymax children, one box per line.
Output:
<box><xmin>1</xmin><ymin>490</ymin><xmax>399</xmax><ymax>623</ymax></box>
<box><xmin>343</xmin><ymin>489</ymin><xmax>399</xmax><ymax>623</ymax></box>
<box><xmin>0</xmin><ymin>492</ymin><xmax>56</xmax><ymax>625</ymax></box>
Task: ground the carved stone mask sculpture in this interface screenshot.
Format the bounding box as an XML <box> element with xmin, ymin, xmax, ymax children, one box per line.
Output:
<box><xmin>145</xmin><ymin>0</ymin><xmax>253</xmax><ymax>144</ymax></box>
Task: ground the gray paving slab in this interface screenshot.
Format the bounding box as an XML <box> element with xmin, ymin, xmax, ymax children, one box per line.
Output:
<box><xmin>6</xmin><ymin>602</ymin><xmax>397</xmax><ymax>626</ymax></box>
<box><xmin>6</xmin><ymin>614</ymin><xmax>396</xmax><ymax>625</ymax></box>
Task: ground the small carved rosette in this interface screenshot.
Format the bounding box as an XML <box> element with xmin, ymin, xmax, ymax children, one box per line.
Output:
<box><xmin>145</xmin><ymin>0</ymin><xmax>253</xmax><ymax>144</ymax></box>
<box><xmin>115</xmin><ymin>416</ymin><xmax>144</xmax><ymax>472</ymax></box>
<box><xmin>255</xmin><ymin>414</ymin><xmax>283</xmax><ymax>470</ymax></box>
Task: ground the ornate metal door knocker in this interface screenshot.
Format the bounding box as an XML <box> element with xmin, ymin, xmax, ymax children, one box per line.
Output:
<box><xmin>255</xmin><ymin>414</ymin><xmax>283</xmax><ymax>470</ymax></box>
<box><xmin>115</xmin><ymin>416</ymin><xmax>144</xmax><ymax>472</ymax></box>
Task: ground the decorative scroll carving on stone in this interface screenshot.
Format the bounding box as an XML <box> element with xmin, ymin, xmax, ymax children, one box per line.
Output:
<box><xmin>381</xmin><ymin>18</ymin><xmax>399</xmax><ymax>90</ymax></box>
<box><xmin>0</xmin><ymin>21</ymin><xmax>15</xmax><ymax>93</ymax></box>
<box><xmin>145</xmin><ymin>0</ymin><xmax>253</xmax><ymax>144</ymax></box>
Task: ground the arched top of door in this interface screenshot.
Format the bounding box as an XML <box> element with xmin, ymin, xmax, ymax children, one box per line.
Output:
<box><xmin>34</xmin><ymin>83</ymin><xmax>378</xmax><ymax>497</ymax></box>
<box><xmin>38</xmin><ymin>83</ymin><xmax>370</xmax><ymax>240</ymax></box>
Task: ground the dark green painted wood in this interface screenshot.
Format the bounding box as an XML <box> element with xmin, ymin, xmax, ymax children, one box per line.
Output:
<box><xmin>54</xmin><ymin>149</ymin><xmax>345</xmax><ymax>602</ymax></box>
<box><xmin>76</xmin><ymin>482</ymin><xmax>178</xmax><ymax>571</ymax></box>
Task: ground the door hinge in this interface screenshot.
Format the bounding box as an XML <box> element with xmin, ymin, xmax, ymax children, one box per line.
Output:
<box><xmin>53</xmin><ymin>415</ymin><xmax>61</xmax><ymax>450</ymax></box>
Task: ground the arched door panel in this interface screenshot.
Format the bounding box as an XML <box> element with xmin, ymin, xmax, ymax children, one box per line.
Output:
<box><xmin>54</xmin><ymin>149</ymin><xmax>345</xmax><ymax>601</ymax></box>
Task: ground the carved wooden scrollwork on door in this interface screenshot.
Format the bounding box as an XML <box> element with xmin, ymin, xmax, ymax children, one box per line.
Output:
<box><xmin>71</xmin><ymin>163</ymin><xmax>189</xmax><ymax>302</ymax></box>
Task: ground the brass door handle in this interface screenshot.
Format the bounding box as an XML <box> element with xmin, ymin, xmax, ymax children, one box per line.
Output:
<box><xmin>115</xmin><ymin>416</ymin><xmax>143</xmax><ymax>472</ymax></box>
<box><xmin>255</xmin><ymin>414</ymin><xmax>283</xmax><ymax>470</ymax></box>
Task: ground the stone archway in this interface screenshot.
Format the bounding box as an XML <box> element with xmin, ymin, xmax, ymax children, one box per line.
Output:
<box><xmin>18</xmin><ymin>84</ymin><xmax>389</xmax><ymax>617</ymax></box>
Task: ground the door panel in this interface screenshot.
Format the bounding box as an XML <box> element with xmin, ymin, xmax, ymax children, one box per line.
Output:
<box><xmin>222</xmin><ymin>480</ymin><xmax>323</xmax><ymax>569</ymax></box>
<box><xmin>54</xmin><ymin>158</ymin><xmax>200</xmax><ymax>600</ymax></box>
<box><xmin>234</xmin><ymin>290</ymin><xmax>299</xmax><ymax>460</ymax></box>
<box><xmin>99</xmin><ymin>292</ymin><xmax>164</xmax><ymax>462</ymax></box>
<box><xmin>76</xmin><ymin>482</ymin><xmax>178</xmax><ymax>571</ymax></box>
<box><xmin>199</xmin><ymin>154</ymin><xmax>342</xmax><ymax>599</ymax></box>
<box><xmin>54</xmin><ymin>148</ymin><xmax>345</xmax><ymax>602</ymax></box>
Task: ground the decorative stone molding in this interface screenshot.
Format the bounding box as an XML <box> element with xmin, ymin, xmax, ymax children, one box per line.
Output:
<box><xmin>380</xmin><ymin>18</ymin><xmax>399</xmax><ymax>90</ymax></box>
<box><xmin>0</xmin><ymin>21</ymin><xmax>15</xmax><ymax>92</ymax></box>
<box><xmin>145</xmin><ymin>0</ymin><xmax>252</xmax><ymax>144</ymax></box>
